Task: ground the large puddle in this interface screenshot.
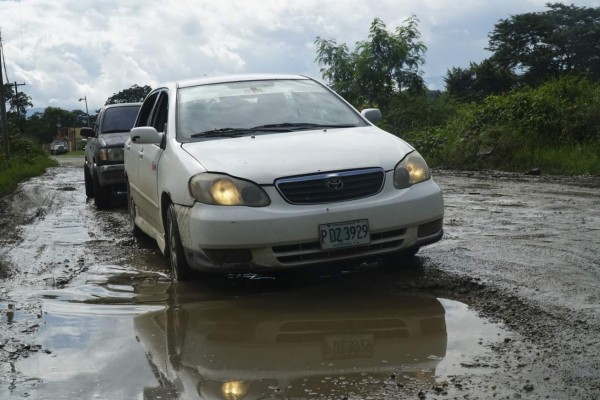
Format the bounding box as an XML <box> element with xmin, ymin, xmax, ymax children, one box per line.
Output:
<box><xmin>1</xmin><ymin>265</ymin><xmax>508</xmax><ymax>399</ymax></box>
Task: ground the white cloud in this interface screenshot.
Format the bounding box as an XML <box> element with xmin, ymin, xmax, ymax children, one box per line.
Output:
<box><xmin>0</xmin><ymin>0</ymin><xmax>599</xmax><ymax>110</ymax></box>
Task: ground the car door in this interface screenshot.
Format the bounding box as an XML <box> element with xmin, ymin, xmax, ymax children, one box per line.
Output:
<box><xmin>136</xmin><ymin>90</ymin><xmax>169</xmax><ymax>233</ymax></box>
<box><xmin>127</xmin><ymin>92</ymin><xmax>160</xmax><ymax>228</ymax></box>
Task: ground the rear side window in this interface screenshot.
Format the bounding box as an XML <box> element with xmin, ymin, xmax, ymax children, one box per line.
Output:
<box><xmin>101</xmin><ymin>106</ymin><xmax>141</xmax><ymax>133</ymax></box>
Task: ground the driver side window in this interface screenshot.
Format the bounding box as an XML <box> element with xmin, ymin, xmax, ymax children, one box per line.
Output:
<box><xmin>152</xmin><ymin>92</ymin><xmax>169</xmax><ymax>133</ymax></box>
<box><xmin>136</xmin><ymin>92</ymin><xmax>160</xmax><ymax>128</ymax></box>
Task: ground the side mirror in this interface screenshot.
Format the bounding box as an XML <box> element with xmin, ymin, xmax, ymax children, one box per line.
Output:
<box><xmin>130</xmin><ymin>126</ymin><xmax>163</xmax><ymax>145</ymax></box>
<box><xmin>80</xmin><ymin>127</ymin><xmax>95</xmax><ymax>138</ymax></box>
<box><xmin>361</xmin><ymin>108</ymin><xmax>382</xmax><ymax>124</ymax></box>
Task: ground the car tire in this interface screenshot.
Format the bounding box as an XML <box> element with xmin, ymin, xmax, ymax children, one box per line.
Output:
<box><xmin>84</xmin><ymin>166</ymin><xmax>94</xmax><ymax>198</ymax></box>
<box><xmin>127</xmin><ymin>180</ymin><xmax>142</xmax><ymax>236</ymax></box>
<box><xmin>166</xmin><ymin>203</ymin><xmax>191</xmax><ymax>281</ymax></box>
<box><xmin>92</xmin><ymin>170</ymin><xmax>111</xmax><ymax>209</ymax></box>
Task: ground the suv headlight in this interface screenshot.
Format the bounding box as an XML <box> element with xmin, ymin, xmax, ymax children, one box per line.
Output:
<box><xmin>189</xmin><ymin>173</ymin><xmax>271</xmax><ymax>207</ymax></box>
<box><xmin>99</xmin><ymin>148</ymin><xmax>124</xmax><ymax>162</ymax></box>
<box><xmin>393</xmin><ymin>151</ymin><xmax>431</xmax><ymax>189</ymax></box>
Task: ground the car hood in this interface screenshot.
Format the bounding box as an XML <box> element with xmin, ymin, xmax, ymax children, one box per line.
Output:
<box><xmin>181</xmin><ymin>127</ymin><xmax>414</xmax><ymax>184</ymax></box>
<box><xmin>100</xmin><ymin>132</ymin><xmax>130</xmax><ymax>147</ymax></box>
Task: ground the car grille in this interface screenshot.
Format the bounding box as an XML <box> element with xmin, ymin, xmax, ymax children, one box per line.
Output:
<box><xmin>275</xmin><ymin>168</ymin><xmax>385</xmax><ymax>204</ymax></box>
<box><xmin>272</xmin><ymin>228</ymin><xmax>406</xmax><ymax>265</ymax></box>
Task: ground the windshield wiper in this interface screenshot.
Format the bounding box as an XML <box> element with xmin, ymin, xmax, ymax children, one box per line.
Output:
<box><xmin>251</xmin><ymin>123</ymin><xmax>358</xmax><ymax>130</ymax></box>
<box><xmin>190</xmin><ymin>126</ymin><xmax>292</xmax><ymax>138</ymax></box>
<box><xmin>102</xmin><ymin>129</ymin><xmax>130</xmax><ymax>134</ymax></box>
<box><xmin>190</xmin><ymin>128</ymin><xmax>256</xmax><ymax>138</ymax></box>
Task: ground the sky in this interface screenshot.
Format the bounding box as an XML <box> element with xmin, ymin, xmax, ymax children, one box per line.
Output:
<box><xmin>1</xmin><ymin>0</ymin><xmax>599</xmax><ymax>114</ymax></box>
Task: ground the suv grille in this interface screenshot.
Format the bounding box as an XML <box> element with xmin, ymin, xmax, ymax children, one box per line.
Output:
<box><xmin>275</xmin><ymin>168</ymin><xmax>385</xmax><ymax>204</ymax></box>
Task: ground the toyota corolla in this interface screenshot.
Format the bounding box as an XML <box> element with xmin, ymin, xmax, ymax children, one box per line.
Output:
<box><xmin>124</xmin><ymin>74</ymin><xmax>443</xmax><ymax>280</ymax></box>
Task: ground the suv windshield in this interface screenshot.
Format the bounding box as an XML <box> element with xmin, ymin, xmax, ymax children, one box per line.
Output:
<box><xmin>176</xmin><ymin>79</ymin><xmax>367</xmax><ymax>140</ymax></box>
<box><xmin>101</xmin><ymin>106</ymin><xmax>140</xmax><ymax>134</ymax></box>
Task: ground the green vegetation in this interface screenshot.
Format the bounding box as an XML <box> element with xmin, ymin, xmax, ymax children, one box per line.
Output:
<box><xmin>0</xmin><ymin>138</ymin><xmax>57</xmax><ymax>197</ymax></box>
<box><xmin>401</xmin><ymin>77</ymin><xmax>600</xmax><ymax>174</ymax></box>
<box><xmin>315</xmin><ymin>3</ymin><xmax>600</xmax><ymax>175</ymax></box>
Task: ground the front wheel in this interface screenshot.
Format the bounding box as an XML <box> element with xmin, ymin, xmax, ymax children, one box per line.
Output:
<box><xmin>166</xmin><ymin>203</ymin><xmax>192</xmax><ymax>281</ymax></box>
<box><xmin>92</xmin><ymin>170</ymin><xmax>111</xmax><ymax>209</ymax></box>
<box><xmin>84</xmin><ymin>166</ymin><xmax>94</xmax><ymax>198</ymax></box>
<box><xmin>127</xmin><ymin>180</ymin><xmax>142</xmax><ymax>236</ymax></box>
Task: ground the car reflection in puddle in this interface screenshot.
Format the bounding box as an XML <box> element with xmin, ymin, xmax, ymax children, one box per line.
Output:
<box><xmin>134</xmin><ymin>284</ymin><xmax>447</xmax><ymax>399</ymax></box>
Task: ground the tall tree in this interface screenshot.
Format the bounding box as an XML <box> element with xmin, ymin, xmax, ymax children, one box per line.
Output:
<box><xmin>487</xmin><ymin>3</ymin><xmax>600</xmax><ymax>86</ymax></box>
<box><xmin>105</xmin><ymin>84</ymin><xmax>152</xmax><ymax>105</ymax></box>
<box><xmin>445</xmin><ymin>59</ymin><xmax>517</xmax><ymax>102</ymax></box>
<box><xmin>2</xmin><ymin>84</ymin><xmax>33</xmax><ymax>114</ymax></box>
<box><xmin>315</xmin><ymin>17</ymin><xmax>426</xmax><ymax>110</ymax></box>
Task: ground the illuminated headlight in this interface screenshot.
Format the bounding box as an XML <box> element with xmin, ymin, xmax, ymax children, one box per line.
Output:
<box><xmin>394</xmin><ymin>151</ymin><xmax>431</xmax><ymax>189</ymax></box>
<box><xmin>98</xmin><ymin>148</ymin><xmax>124</xmax><ymax>162</ymax></box>
<box><xmin>189</xmin><ymin>173</ymin><xmax>271</xmax><ymax>207</ymax></box>
<box><xmin>221</xmin><ymin>381</ymin><xmax>248</xmax><ymax>400</ymax></box>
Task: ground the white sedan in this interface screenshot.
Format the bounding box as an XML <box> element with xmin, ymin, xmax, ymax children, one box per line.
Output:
<box><xmin>124</xmin><ymin>74</ymin><xmax>443</xmax><ymax>280</ymax></box>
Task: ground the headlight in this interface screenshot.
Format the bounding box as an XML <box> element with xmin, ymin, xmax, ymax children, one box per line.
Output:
<box><xmin>221</xmin><ymin>381</ymin><xmax>248</xmax><ymax>400</ymax></box>
<box><xmin>189</xmin><ymin>173</ymin><xmax>271</xmax><ymax>207</ymax></box>
<box><xmin>393</xmin><ymin>151</ymin><xmax>431</xmax><ymax>189</ymax></box>
<box><xmin>98</xmin><ymin>148</ymin><xmax>124</xmax><ymax>162</ymax></box>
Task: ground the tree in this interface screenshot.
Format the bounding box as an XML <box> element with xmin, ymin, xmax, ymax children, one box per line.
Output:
<box><xmin>3</xmin><ymin>85</ymin><xmax>33</xmax><ymax>116</ymax></box>
<box><xmin>105</xmin><ymin>84</ymin><xmax>152</xmax><ymax>105</ymax></box>
<box><xmin>25</xmin><ymin>107</ymin><xmax>92</xmax><ymax>144</ymax></box>
<box><xmin>315</xmin><ymin>17</ymin><xmax>427</xmax><ymax>110</ymax></box>
<box><xmin>445</xmin><ymin>59</ymin><xmax>517</xmax><ymax>102</ymax></box>
<box><xmin>487</xmin><ymin>3</ymin><xmax>600</xmax><ymax>86</ymax></box>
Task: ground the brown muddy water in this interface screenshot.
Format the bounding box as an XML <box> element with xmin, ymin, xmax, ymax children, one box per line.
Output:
<box><xmin>1</xmin><ymin>157</ymin><xmax>599</xmax><ymax>399</ymax></box>
<box><xmin>1</xmin><ymin>272</ymin><xmax>508</xmax><ymax>400</ymax></box>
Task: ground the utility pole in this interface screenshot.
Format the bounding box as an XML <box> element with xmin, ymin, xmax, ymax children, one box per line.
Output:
<box><xmin>13</xmin><ymin>82</ymin><xmax>26</xmax><ymax>135</ymax></box>
<box><xmin>0</xmin><ymin>30</ymin><xmax>9</xmax><ymax>157</ymax></box>
<box><xmin>79</xmin><ymin>96</ymin><xmax>91</xmax><ymax>127</ymax></box>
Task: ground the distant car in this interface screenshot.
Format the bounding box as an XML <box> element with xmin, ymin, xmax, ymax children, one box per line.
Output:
<box><xmin>125</xmin><ymin>74</ymin><xmax>444</xmax><ymax>279</ymax></box>
<box><xmin>50</xmin><ymin>141</ymin><xmax>67</xmax><ymax>155</ymax></box>
<box><xmin>81</xmin><ymin>103</ymin><xmax>141</xmax><ymax>208</ymax></box>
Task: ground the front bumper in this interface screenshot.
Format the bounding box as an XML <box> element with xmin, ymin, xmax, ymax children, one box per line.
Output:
<box><xmin>177</xmin><ymin>175</ymin><xmax>444</xmax><ymax>271</ymax></box>
<box><xmin>95</xmin><ymin>163</ymin><xmax>125</xmax><ymax>186</ymax></box>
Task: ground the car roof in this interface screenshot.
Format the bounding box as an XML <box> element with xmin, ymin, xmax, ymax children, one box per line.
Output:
<box><xmin>103</xmin><ymin>102</ymin><xmax>142</xmax><ymax>110</ymax></box>
<box><xmin>174</xmin><ymin>73</ymin><xmax>311</xmax><ymax>89</ymax></box>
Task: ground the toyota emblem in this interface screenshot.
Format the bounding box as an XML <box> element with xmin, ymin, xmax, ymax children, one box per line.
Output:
<box><xmin>325</xmin><ymin>178</ymin><xmax>344</xmax><ymax>191</ymax></box>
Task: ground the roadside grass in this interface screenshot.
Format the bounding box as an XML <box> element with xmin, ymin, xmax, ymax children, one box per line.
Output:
<box><xmin>0</xmin><ymin>154</ymin><xmax>58</xmax><ymax>198</ymax></box>
<box><xmin>511</xmin><ymin>144</ymin><xmax>600</xmax><ymax>175</ymax></box>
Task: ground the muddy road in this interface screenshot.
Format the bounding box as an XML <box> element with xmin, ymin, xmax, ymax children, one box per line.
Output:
<box><xmin>0</xmin><ymin>156</ymin><xmax>599</xmax><ymax>399</ymax></box>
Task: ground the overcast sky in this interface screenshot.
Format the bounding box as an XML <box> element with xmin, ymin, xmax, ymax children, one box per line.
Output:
<box><xmin>1</xmin><ymin>0</ymin><xmax>599</xmax><ymax>113</ymax></box>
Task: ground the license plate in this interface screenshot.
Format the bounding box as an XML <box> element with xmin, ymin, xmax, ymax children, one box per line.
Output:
<box><xmin>319</xmin><ymin>219</ymin><xmax>370</xmax><ymax>250</ymax></box>
<box><xmin>323</xmin><ymin>334</ymin><xmax>374</xmax><ymax>360</ymax></box>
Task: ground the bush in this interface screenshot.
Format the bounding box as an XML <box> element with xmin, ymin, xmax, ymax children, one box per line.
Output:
<box><xmin>400</xmin><ymin>76</ymin><xmax>600</xmax><ymax>174</ymax></box>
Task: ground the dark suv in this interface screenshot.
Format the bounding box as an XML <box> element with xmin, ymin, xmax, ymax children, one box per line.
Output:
<box><xmin>81</xmin><ymin>103</ymin><xmax>141</xmax><ymax>208</ymax></box>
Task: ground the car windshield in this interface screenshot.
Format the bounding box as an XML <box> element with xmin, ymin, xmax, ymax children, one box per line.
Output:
<box><xmin>101</xmin><ymin>106</ymin><xmax>140</xmax><ymax>134</ymax></box>
<box><xmin>176</xmin><ymin>78</ymin><xmax>367</xmax><ymax>140</ymax></box>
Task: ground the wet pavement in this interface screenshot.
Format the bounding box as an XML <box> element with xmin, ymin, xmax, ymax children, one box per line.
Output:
<box><xmin>0</xmin><ymin>156</ymin><xmax>599</xmax><ymax>399</ymax></box>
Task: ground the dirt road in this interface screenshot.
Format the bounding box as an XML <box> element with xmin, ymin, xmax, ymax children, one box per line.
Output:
<box><xmin>0</xmin><ymin>156</ymin><xmax>599</xmax><ymax>399</ymax></box>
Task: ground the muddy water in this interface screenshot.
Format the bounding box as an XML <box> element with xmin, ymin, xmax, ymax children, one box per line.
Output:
<box><xmin>0</xmin><ymin>161</ymin><xmax>510</xmax><ymax>398</ymax></box>
<box><xmin>2</xmin><ymin>267</ymin><xmax>507</xmax><ymax>400</ymax></box>
<box><xmin>3</xmin><ymin>159</ymin><xmax>599</xmax><ymax>398</ymax></box>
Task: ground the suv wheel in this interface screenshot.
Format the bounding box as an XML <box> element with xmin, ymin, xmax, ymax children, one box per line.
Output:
<box><xmin>92</xmin><ymin>170</ymin><xmax>111</xmax><ymax>209</ymax></box>
<box><xmin>166</xmin><ymin>203</ymin><xmax>191</xmax><ymax>281</ymax></box>
<box><xmin>84</xmin><ymin>166</ymin><xmax>94</xmax><ymax>198</ymax></box>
